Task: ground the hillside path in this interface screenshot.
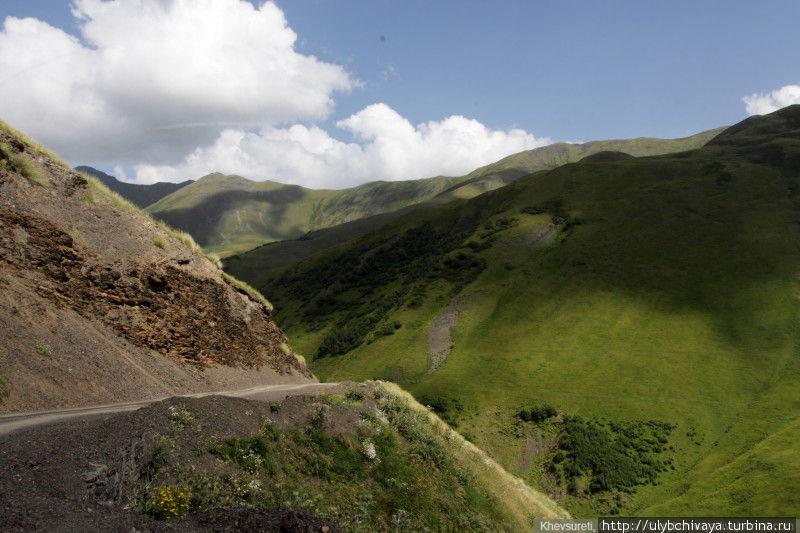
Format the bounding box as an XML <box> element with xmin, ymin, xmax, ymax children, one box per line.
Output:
<box><xmin>426</xmin><ymin>291</ymin><xmax>483</xmax><ymax>375</ymax></box>
<box><xmin>0</xmin><ymin>382</ymin><xmax>337</xmax><ymax>437</ymax></box>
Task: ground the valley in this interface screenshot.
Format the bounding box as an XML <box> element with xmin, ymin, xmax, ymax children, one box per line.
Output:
<box><xmin>2</xmin><ymin>1</ymin><xmax>797</xmax><ymax>529</ymax></box>
<box><xmin>234</xmin><ymin>107</ymin><xmax>800</xmax><ymax>516</ymax></box>
<box><xmin>0</xmin><ymin>118</ymin><xmax>567</xmax><ymax>530</ymax></box>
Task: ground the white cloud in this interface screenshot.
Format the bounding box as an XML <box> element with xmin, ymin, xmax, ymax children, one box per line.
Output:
<box><xmin>132</xmin><ymin>103</ymin><xmax>550</xmax><ymax>187</ymax></box>
<box><xmin>742</xmin><ymin>84</ymin><xmax>800</xmax><ymax>115</ymax></box>
<box><xmin>0</xmin><ymin>1</ymin><xmax>549</xmax><ymax>188</ymax></box>
<box><xmin>0</xmin><ymin>0</ymin><xmax>354</xmax><ymax>165</ymax></box>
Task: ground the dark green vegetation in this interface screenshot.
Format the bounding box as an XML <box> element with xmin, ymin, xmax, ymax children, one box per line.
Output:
<box><xmin>134</xmin><ymin>386</ymin><xmax>566</xmax><ymax>531</ymax></box>
<box><xmin>247</xmin><ymin>107</ymin><xmax>800</xmax><ymax>515</ymax></box>
<box><xmin>76</xmin><ymin>166</ymin><xmax>192</xmax><ymax>209</ymax></box>
<box><xmin>518</xmin><ymin>404</ymin><xmax>558</xmax><ymax>423</ymax></box>
<box><xmin>553</xmin><ymin>417</ymin><xmax>673</xmax><ymax>496</ymax></box>
<box><xmin>226</xmin><ymin>128</ymin><xmax>722</xmax><ymax>272</ymax></box>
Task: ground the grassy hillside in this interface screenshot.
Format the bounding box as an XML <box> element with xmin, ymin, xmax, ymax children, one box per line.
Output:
<box><xmin>252</xmin><ymin>106</ymin><xmax>800</xmax><ymax>516</ymax></box>
<box><xmin>146</xmin><ymin>172</ymin><xmax>462</xmax><ymax>256</ymax></box>
<box><xmin>226</xmin><ymin>128</ymin><xmax>722</xmax><ymax>276</ymax></box>
<box><xmin>76</xmin><ymin>165</ymin><xmax>192</xmax><ymax>209</ymax></box>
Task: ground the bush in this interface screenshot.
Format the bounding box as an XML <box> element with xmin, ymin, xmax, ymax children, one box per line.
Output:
<box><xmin>210</xmin><ymin>431</ymin><xmax>278</xmax><ymax>474</ymax></box>
<box><xmin>551</xmin><ymin>416</ymin><xmax>674</xmax><ymax>494</ymax></box>
<box><xmin>518</xmin><ymin>403</ymin><xmax>557</xmax><ymax>422</ymax></box>
<box><xmin>420</xmin><ymin>395</ymin><xmax>463</xmax><ymax>427</ymax></box>
<box><xmin>145</xmin><ymin>486</ymin><xmax>191</xmax><ymax>520</ymax></box>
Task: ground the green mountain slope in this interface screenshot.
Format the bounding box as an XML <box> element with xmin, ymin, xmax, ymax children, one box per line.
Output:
<box><xmin>75</xmin><ymin>165</ymin><xmax>193</xmax><ymax>209</ymax></box>
<box><xmin>146</xmin><ymin>172</ymin><xmax>462</xmax><ymax>256</ymax></box>
<box><xmin>225</xmin><ymin>128</ymin><xmax>723</xmax><ymax>276</ymax></box>
<box><xmin>247</xmin><ymin>107</ymin><xmax>800</xmax><ymax>516</ymax></box>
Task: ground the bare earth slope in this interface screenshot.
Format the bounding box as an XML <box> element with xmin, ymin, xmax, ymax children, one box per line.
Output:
<box><xmin>0</xmin><ymin>123</ymin><xmax>313</xmax><ymax>413</ymax></box>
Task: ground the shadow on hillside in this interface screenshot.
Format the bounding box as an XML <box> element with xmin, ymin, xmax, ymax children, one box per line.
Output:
<box><xmin>151</xmin><ymin>186</ymin><xmax>309</xmax><ymax>246</ymax></box>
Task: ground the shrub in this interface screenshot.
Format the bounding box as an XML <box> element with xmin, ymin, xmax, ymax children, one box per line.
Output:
<box><xmin>210</xmin><ymin>431</ymin><xmax>278</xmax><ymax>474</ymax></box>
<box><xmin>153</xmin><ymin>237</ymin><xmax>165</xmax><ymax>249</ymax></box>
<box><xmin>168</xmin><ymin>403</ymin><xmax>197</xmax><ymax>429</ymax></box>
<box><xmin>419</xmin><ymin>394</ymin><xmax>463</xmax><ymax>428</ymax></box>
<box><xmin>145</xmin><ymin>486</ymin><xmax>191</xmax><ymax>520</ymax></box>
<box><xmin>518</xmin><ymin>403</ymin><xmax>558</xmax><ymax>423</ymax></box>
<box><xmin>551</xmin><ymin>416</ymin><xmax>673</xmax><ymax>494</ymax></box>
<box><xmin>345</xmin><ymin>389</ymin><xmax>365</xmax><ymax>402</ymax></box>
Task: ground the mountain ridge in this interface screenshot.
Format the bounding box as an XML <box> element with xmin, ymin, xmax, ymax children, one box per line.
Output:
<box><xmin>76</xmin><ymin>165</ymin><xmax>193</xmax><ymax>209</ymax></box>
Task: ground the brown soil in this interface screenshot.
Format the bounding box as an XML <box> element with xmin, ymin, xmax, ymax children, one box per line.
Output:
<box><xmin>0</xmin><ymin>391</ymin><xmax>361</xmax><ymax>532</ymax></box>
<box><xmin>0</xmin><ymin>129</ymin><xmax>313</xmax><ymax>413</ymax></box>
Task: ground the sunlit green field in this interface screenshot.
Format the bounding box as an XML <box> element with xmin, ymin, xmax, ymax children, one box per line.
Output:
<box><xmin>259</xmin><ymin>107</ymin><xmax>800</xmax><ymax>515</ymax></box>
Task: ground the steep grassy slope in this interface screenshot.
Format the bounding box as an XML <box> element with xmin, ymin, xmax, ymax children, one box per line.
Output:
<box><xmin>0</xmin><ymin>120</ymin><xmax>311</xmax><ymax>413</ymax></box>
<box><xmin>253</xmin><ymin>107</ymin><xmax>800</xmax><ymax>516</ymax></box>
<box><xmin>76</xmin><ymin>166</ymin><xmax>193</xmax><ymax>209</ymax></box>
<box><xmin>147</xmin><ymin>173</ymin><xmax>462</xmax><ymax>256</ymax></box>
<box><xmin>226</xmin><ymin>128</ymin><xmax>722</xmax><ymax>276</ymax></box>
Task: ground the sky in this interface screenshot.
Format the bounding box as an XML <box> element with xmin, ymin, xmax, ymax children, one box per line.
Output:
<box><xmin>1</xmin><ymin>0</ymin><xmax>799</xmax><ymax>187</ymax></box>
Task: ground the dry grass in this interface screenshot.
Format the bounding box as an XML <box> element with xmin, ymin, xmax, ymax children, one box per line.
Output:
<box><xmin>377</xmin><ymin>381</ymin><xmax>570</xmax><ymax>523</ymax></box>
<box><xmin>0</xmin><ymin>119</ymin><xmax>70</xmax><ymax>170</ymax></box>
<box><xmin>222</xmin><ymin>273</ymin><xmax>274</xmax><ymax>312</ymax></box>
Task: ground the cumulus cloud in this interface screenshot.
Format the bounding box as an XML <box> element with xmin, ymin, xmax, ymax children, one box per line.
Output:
<box><xmin>131</xmin><ymin>103</ymin><xmax>550</xmax><ymax>187</ymax></box>
<box><xmin>0</xmin><ymin>1</ymin><xmax>549</xmax><ymax>187</ymax></box>
<box><xmin>0</xmin><ymin>0</ymin><xmax>354</xmax><ymax>164</ymax></box>
<box><xmin>742</xmin><ymin>84</ymin><xmax>800</xmax><ymax>115</ymax></box>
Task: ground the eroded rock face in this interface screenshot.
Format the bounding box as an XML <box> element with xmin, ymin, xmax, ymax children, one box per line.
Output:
<box><xmin>0</xmin><ymin>127</ymin><xmax>312</xmax><ymax>411</ymax></box>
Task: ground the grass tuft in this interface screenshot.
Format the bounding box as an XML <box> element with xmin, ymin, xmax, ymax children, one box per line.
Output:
<box><xmin>223</xmin><ymin>273</ymin><xmax>274</xmax><ymax>312</ymax></box>
<box><xmin>0</xmin><ymin>119</ymin><xmax>70</xmax><ymax>169</ymax></box>
<box><xmin>35</xmin><ymin>342</ymin><xmax>51</xmax><ymax>356</ymax></box>
<box><xmin>0</xmin><ymin>374</ymin><xmax>10</xmax><ymax>399</ymax></box>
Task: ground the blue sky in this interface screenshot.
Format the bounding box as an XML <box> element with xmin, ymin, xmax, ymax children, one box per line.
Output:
<box><xmin>1</xmin><ymin>0</ymin><xmax>799</xmax><ymax>186</ymax></box>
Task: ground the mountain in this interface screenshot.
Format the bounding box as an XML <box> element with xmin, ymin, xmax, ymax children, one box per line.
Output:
<box><xmin>75</xmin><ymin>165</ymin><xmax>193</xmax><ymax>209</ymax></box>
<box><xmin>225</xmin><ymin>127</ymin><xmax>724</xmax><ymax>280</ymax></box>
<box><xmin>146</xmin><ymin>172</ymin><xmax>462</xmax><ymax>257</ymax></box>
<box><xmin>434</xmin><ymin>127</ymin><xmax>725</xmax><ymax>201</ymax></box>
<box><xmin>0</xmin><ymin>119</ymin><xmax>567</xmax><ymax>529</ymax></box>
<box><xmin>244</xmin><ymin>107</ymin><xmax>800</xmax><ymax>516</ymax></box>
<box><xmin>0</xmin><ymin>122</ymin><xmax>311</xmax><ymax>413</ymax></box>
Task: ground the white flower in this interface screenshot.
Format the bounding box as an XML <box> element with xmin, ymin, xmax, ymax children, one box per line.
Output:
<box><xmin>362</xmin><ymin>439</ymin><xmax>377</xmax><ymax>460</ymax></box>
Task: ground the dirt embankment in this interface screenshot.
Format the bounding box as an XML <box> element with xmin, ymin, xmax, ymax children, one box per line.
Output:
<box><xmin>0</xmin><ymin>127</ymin><xmax>313</xmax><ymax>413</ymax></box>
<box><xmin>0</xmin><ymin>392</ymin><xmax>354</xmax><ymax>532</ymax></box>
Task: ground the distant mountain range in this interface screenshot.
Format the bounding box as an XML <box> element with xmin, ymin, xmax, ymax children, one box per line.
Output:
<box><xmin>75</xmin><ymin>166</ymin><xmax>193</xmax><ymax>209</ymax></box>
<box><xmin>79</xmin><ymin>127</ymin><xmax>722</xmax><ymax>258</ymax></box>
<box><xmin>225</xmin><ymin>127</ymin><xmax>724</xmax><ymax>277</ymax></box>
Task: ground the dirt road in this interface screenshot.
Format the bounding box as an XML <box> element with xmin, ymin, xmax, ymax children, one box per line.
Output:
<box><xmin>0</xmin><ymin>382</ymin><xmax>337</xmax><ymax>437</ymax></box>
